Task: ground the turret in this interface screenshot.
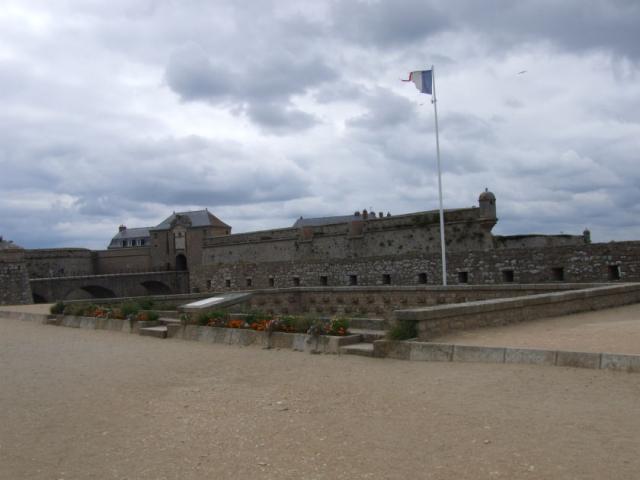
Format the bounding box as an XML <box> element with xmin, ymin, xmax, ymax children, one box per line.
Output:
<box><xmin>478</xmin><ymin>188</ymin><xmax>496</xmax><ymax>220</ymax></box>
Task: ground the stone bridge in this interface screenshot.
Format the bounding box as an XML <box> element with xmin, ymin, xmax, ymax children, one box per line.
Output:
<box><xmin>30</xmin><ymin>271</ymin><xmax>190</xmax><ymax>303</ymax></box>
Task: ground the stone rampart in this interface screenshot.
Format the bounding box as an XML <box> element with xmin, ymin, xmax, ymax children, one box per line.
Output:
<box><xmin>394</xmin><ymin>283</ymin><xmax>640</xmax><ymax>340</ymax></box>
<box><xmin>202</xmin><ymin>207</ymin><xmax>495</xmax><ymax>266</ymax></box>
<box><xmin>192</xmin><ymin>241</ymin><xmax>640</xmax><ymax>293</ymax></box>
<box><xmin>93</xmin><ymin>248</ymin><xmax>152</xmax><ymax>273</ymax></box>
<box><xmin>25</xmin><ymin>248</ymin><xmax>94</xmax><ymax>278</ymax></box>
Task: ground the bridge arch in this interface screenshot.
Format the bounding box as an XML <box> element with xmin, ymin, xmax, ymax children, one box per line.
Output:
<box><xmin>64</xmin><ymin>285</ymin><xmax>117</xmax><ymax>301</ymax></box>
<box><xmin>140</xmin><ymin>280</ymin><xmax>172</xmax><ymax>295</ymax></box>
<box><xmin>32</xmin><ymin>292</ymin><xmax>48</xmax><ymax>304</ymax></box>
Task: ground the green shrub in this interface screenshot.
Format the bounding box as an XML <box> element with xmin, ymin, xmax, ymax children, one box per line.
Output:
<box><xmin>63</xmin><ymin>304</ymin><xmax>87</xmax><ymax>316</ymax></box>
<box><xmin>120</xmin><ymin>302</ymin><xmax>140</xmax><ymax>317</ymax></box>
<box><xmin>387</xmin><ymin>320</ymin><xmax>417</xmax><ymax>340</ymax></box>
<box><xmin>292</xmin><ymin>315</ymin><xmax>316</xmax><ymax>333</ymax></box>
<box><xmin>138</xmin><ymin>297</ymin><xmax>155</xmax><ymax>310</ymax></box>
<box><xmin>146</xmin><ymin>311</ymin><xmax>159</xmax><ymax>322</ymax></box>
<box><xmin>50</xmin><ymin>301</ymin><xmax>65</xmax><ymax>314</ymax></box>
<box><xmin>278</xmin><ymin>315</ymin><xmax>296</xmax><ymax>332</ymax></box>
<box><xmin>196</xmin><ymin>312</ymin><xmax>210</xmax><ymax>326</ymax></box>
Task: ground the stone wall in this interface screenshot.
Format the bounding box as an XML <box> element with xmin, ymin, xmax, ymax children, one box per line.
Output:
<box><xmin>394</xmin><ymin>283</ymin><xmax>640</xmax><ymax>340</ymax></box>
<box><xmin>25</xmin><ymin>249</ymin><xmax>94</xmax><ymax>278</ymax></box>
<box><xmin>93</xmin><ymin>248</ymin><xmax>152</xmax><ymax>273</ymax></box>
<box><xmin>191</xmin><ymin>241</ymin><xmax>640</xmax><ymax>293</ymax></box>
<box><xmin>0</xmin><ymin>245</ymin><xmax>32</xmax><ymax>305</ymax></box>
<box><xmin>202</xmin><ymin>207</ymin><xmax>496</xmax><ymax>266</ymax></box>
<box><xmin>186</xmin><ymin>284</ymin><xmax>594</xmax><ymax>320</ymax></box>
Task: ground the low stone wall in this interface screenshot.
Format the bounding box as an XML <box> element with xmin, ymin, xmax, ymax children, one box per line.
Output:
<box><xmin>237</xmin><ymin>284</ymin><xmax>602</xmax><ymax>319</ymax></box>
<box><xmin>172</xmin><ymin>325</ymin><xmax>360</xmax><ymax>353</ymax></box>
<box><xmin>373</xmin><ymin>340</ymin><xmax>640</xmax><ymax>373</ymax></box>
<box><xmin>395</xmin><ymin>283</ymin><xmax>640</xmax><ymax>340</ymax></box>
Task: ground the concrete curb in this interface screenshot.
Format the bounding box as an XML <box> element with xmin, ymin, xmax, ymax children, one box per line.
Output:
<box><xmin>373</xmin><ymin>339</ymin><xmax>640</xmax><ymax>373</ymax></box>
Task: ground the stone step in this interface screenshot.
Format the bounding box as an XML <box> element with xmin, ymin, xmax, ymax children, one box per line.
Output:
<box><xmin>348</xmin><ymin>318</ymin><xmax>386</xmax><ymax>331</ymax></box>
<box><xmin>159</xmin><ymin>317</ymin><xmax>181</xmax><ymax>326</ymax></box>
<box><xmin>340</xmin><ymin>343</ymin><xmax>375</xmax><ymax>357</ymax></box>
<box><xmin>350</xmin><ymin>328</ymin><xmax>387</xmax><ymax>343</ymax></box>
<box><xmin>139</xmin><ymin>326</ymin><xmax>168</xmax><ymax>339</ymax></box>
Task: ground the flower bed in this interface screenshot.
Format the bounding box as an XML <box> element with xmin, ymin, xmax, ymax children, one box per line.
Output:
<box><xmin>193</xmin><ymin>311</ymin><xmax>351</xmax><ymax>336</ymax></box>
<box><xmin>51</xmin><ymin>301</ymin><xmax>159</xmax><ymax>322</ymax></box>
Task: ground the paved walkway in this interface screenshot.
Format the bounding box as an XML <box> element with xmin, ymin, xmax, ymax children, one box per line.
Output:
<box><xmin>434</xmin><ymin>303</ymin><xmax>640</xmax><ymax>354</ymax></box>
<box><xmin>2</xmin><ymin>313</ymin><xmax>640</xmax><ymax>479</ymax></box>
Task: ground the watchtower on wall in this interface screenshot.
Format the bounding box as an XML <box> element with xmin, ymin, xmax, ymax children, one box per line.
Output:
<box><xmin>478</xmin><ymin>188</ymin><xmax>497</xmax><ymax>221</ymax></box>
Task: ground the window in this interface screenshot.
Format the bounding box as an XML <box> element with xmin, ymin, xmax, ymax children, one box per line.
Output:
<box><xmin>458</xmin><ymin>271</ymin><xmax>469</xmax><ymax>284</ymax></box>
<box><xmin>349</xmin><ymin>275</ymin><xmax>358</xmax><ymax>286</ymax></box>
<box><xmin>225</xmin><ymin>279</ymin><xmax>231</xmax><ymax>288</ymax></box>
<box><xmin>246</xmin><ymin>278</ymin><xmax>252</xmax><ymax>287</ymax></box>
<box><xmin>320</xmin><ymin>275</ymin><xmax>328</xmax><ymax>286</ymax></box>
<box><xmin>268</xmin><ymin>277</ymin><xmax>275</xmax><ymax>287</ymax></box>
<box><xmin>552</xmin><ymin>267</ymin><xmax>564</xmax><ymax>281</ymax></box>
<box><xmin>608</xmin><ymin>265</ymin><xmax>621</xmax><ymax>281</ymax></box>
<box><xmin>418</xmin><ymin>273</ymin><xmax>427</xmax><ymax>284</ymax></box>
<box><xmin>382</xmin><ymin>274</ymin><xmax>391</xmax><ymax>285</ymax></box>
<box><xmin>292</xmin><ymin>277</ymin><xmax>300</xmax><ymax>286</ymax></box>
<box><xmin>502</xmin><ymin>270</ymin><xmax>514</xmax><ymax>283</ymax></box>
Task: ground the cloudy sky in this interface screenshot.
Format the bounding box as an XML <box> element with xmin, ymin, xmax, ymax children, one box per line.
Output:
<box><xmin>1</xmin><ymin>0</ymin><xmax>639</xmax><ymax>249</ymax></box>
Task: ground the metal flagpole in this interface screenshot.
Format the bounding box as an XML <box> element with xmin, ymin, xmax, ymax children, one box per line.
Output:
<box><xmin>431</xmin><ymin>65</ymin><xmax>447</xmax><ymax>286</ymax></box>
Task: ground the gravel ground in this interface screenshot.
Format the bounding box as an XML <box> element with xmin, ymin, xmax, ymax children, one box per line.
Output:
<box><xmin>434</xmin><ymin>303</ymin><xmax>640</xmax><ymax>354</ymax></box>
<box><xmin>1</xmin><ymin>315</ymin><xmax>640</xmax><ymax>480</ymax></box>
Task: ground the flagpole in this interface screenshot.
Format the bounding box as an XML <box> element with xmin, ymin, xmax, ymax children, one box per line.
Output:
<box><xmin>431</xmin><ymin>65</ymin><xmax>447</xmax><ymax>286</ymax></box>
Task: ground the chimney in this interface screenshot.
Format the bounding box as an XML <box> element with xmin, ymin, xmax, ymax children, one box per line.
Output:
<box><xmin>119</xmin><ymin>225</ymin><xmax>126</xmax><ymax>232</ymax></box>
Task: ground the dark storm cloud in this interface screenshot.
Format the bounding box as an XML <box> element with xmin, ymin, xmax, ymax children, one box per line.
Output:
<box><xmin>450</xmin><ymin>0</ymin><xmax>640</xmax><ymax>60</ymax></box>
<box><xmin>1</xmin><ymin>0</ymin><xmax>640</xmax><ymax>248</ymax></box>
<box><xmin>329</xmin><ymin>0</ymin><xmax>449</xmax><ymax>47</ymax></box>
<box><xmin>164</xmin><ymin>42</ymin><xmax>337</xmax><ymax>132</ymax></box>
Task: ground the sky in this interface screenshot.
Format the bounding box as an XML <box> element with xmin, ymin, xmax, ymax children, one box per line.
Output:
<box><xmin>1</xmin><ymin>0</ymin><xmax>639</xmax><ymax>249</ymax></box>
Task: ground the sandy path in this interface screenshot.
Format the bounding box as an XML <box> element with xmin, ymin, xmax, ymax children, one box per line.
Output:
<box><xmin>434</xmin><ymin>303</ymin><xmax>640</xmax><ymax>354</ymax></box>
<box><xmin>1</xmin><ymin>316</ymin><xmax>639</xmax><ymax>479</ymax></box>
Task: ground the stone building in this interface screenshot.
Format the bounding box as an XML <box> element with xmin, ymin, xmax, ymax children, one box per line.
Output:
<box><xmin>190</xmin><ymin>190</ymin><xmax>619</xmax><ymax>292</ymax></box>
<box><xmin>14</xmin><ymin>190</ymin><xmax>640</xmax><ymax>303</ymax></box>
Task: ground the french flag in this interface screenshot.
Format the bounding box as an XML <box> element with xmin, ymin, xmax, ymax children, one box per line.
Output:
<box><xmin>403</xmin><ymin>70</ymin><xmax>433</xmax><ymax>95</ymax></box>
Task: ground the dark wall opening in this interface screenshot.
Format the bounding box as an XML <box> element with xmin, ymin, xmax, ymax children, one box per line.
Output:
<box><xmin>176</xmin><ymin>254</ymin><xmax>188</xmax><ymax>271</ymax></box>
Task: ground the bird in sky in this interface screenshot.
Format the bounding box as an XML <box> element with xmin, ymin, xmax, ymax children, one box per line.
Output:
<box><xmin>517</xmin><ymin>70</ymin><xmax>528</xmax><ymax>74</ymax></box>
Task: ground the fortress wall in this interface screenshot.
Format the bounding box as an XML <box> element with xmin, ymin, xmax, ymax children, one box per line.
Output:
<box><xmin>0</xmin><ymin>249</ymin><xmax>32</xmax><ymax>305</ymax></box>
<box><xmin>191</xmin><ymin>241</ymin><xmax>640</xmax><ymax>293</ymax></box>
<box><xmin>494</xmin><ymin>234</ymin><xmax>586</xmax><ymax>249</ymax></box>
<box><xmin>93</xmin><ymin>248</ymin><xmax>152</xmax><ymax>274</ymax></box>
<box><xmin>25</xmin><ymin>249</ymin><xmax>94</xmax><ymax>278</ymax></box>
<box><xmin>203</xmin><ymin>208</ymin><xmax>495</xmax><ymax>265</ymax></box>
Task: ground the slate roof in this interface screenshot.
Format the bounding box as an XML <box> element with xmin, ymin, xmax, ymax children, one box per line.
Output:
<box><xmin>152</xmin><ymin>210</ymin><xmax>231</xmax><ymax>231</ymax></box>
<box><xmin>110</xmin><ymin>227</ymin><xmax>151</xmax><ymax>240</ymax></box>
<box><xmin>108</xmin><ymin>227</ymin><xmax>151</xmax><ymax>248</ymax></box>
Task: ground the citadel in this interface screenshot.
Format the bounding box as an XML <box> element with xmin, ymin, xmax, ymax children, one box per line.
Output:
<box><xmin>1</xmin><ymin>189</ymin><xmax>638</xmax><ymax>306</ymax></box>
